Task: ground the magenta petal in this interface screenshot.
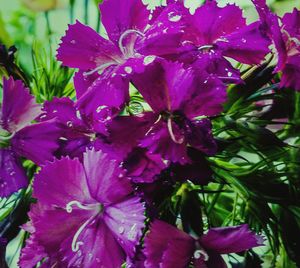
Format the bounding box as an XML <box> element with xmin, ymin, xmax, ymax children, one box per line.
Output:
<box><xmin>33</xmin><ymin>157</ymin><xmax>91</xmax><ymax>208</ymax></box>
<box><xmin>83</xmin><ymin>149</ymin><xmax>132</xmax><ymax>204</ymax></box>
<box><xmin>136</xmin><ymin>3</ymin><xmax>187</xmax><ymax>56</ymax></box>
<box><xmin>280</xmin><ymin>54</ymin><xmax>300</xmax><ymax>91</ymax></box>
<box><xmin>59</xmin><ymin>219</ymin><xmax>125</xmax><ymax>268</ymax></box>
<box><xmin>0</xmin><ymin>77</ymin><xmax>41</xmax><ymax>133</ymax></box>
<box><xmin>216</xmin><ymin>22</ymin><xmax>271</xmax><ymax>64</ymax></box>
<box><xmin>143</xmin><ymin>220</ymin><xmax>195</xmax><ymax>268</ymax></box>
<box><xmin>11</xmin><ymin>120</ymin><xmax>61</xmax><ymax>165</ymax></box>
<box><xmin>100</xmin><ymin>0</ymin><xmax>150</xmax><ymax>46</ymax></box>
<box><xmin>132</xmin><ymin>58</ymin><xmax>194</xmax><ymax>113</ymax></box>
<box><xmin>76</xmin><ymin>72</ymin><xmax>129</xmax><ymax>121</ymax></box>
<box><xmin>104</xmin><ymin>196</ymin><xmax>145</xmax><ymax>257</ymax></box>
<box><xmin>73</xmin><ymin>70</ymin><xmax>98</xmax><ymax>99</ymax></box>
<box><xmin>186</xmin><ymin>2</ymin><xmax>245</xmax><ymax>46</ymax></box>
<box><xmin>140</xmin><ymin>119</ymin><xmax>188</xmax><ymax>164</ymax></box>
<box><xmin>57</xmin><ymin>20</ymin><xmax>121</xmax><ymax>70</ymax></box>
<box><xmin>0</xmin><ymin>149</ymin><xmax>27</xmax><ymax>197</ymax></box>
<box><xmin>19</xmin><ymin>234</ymin><xmax>47</xmax><ymax>268</ymax></box>
<box><xmin>200</xmin><ymin>224</ymin><xmax>264</xmax><ymax>254</ymax></box>
<box><xmin>282</xmin><ymin>9</ymin><xmax>300</xmax><ymax>39</ymax></box>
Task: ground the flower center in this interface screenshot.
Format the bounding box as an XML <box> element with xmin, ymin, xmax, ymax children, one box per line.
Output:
<box><xmin>118</xmin><ymin>29</ymin><xmax>145</xmax><ymax>59</ymax></box>
<box><xmin>65</xmin><ymin>200</ymin><xmax>103</xmax><ymax>252</ymax></box>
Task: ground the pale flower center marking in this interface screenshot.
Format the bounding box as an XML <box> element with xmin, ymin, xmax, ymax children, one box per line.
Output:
<box><xmin>193</xmin><ymin>249</ymin><xmax>209</xmax><ymax>261</ymax></box>
<box><xmin>118</xmin><ymin>29</ymin><xmax>145</xmax><ymax>57</ymax></box>
<box><xmin>167</xmin><ymin>118</ymin><xmax>184</xmax><ymax>144</ymax></box>
<box><xmin>66</xmin><ymin>200</ymin><xmax>103</xmax><ymax>252</ymax></box>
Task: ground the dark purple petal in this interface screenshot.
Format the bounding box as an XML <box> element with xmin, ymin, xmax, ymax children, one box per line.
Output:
<box><xmin>184</xmin><ymin>119</ymin><xmax>217</xmax><ymax>156</ymax></box>
<box><xmin>200</xmin><ymin>224</ymin><xmax>264</xmax><ymax>254</ymax></box>
<box><xmin>132</xmin><ymin>58</ymin><xmax>194</xmax><ymax>113</ymax></box>
<box><xmin>282</xmin><ymin>8</ymin><xmax>300</xmax><ymax>39</ymax></box>
<box><xmin>124</xmin><ymin>148</ymin><xmax>167</xmax><ymax>183</ymax></box>
<box><xmin>83</xmin><ymin>149</ymin><xmax>132</xmax><ymax>204</ymax></box>
<box><xmin>0</xmin><ymin>149</ymin><xmax>27</xmax><ymax>197</ymax></box>
<box><xmin>216</xmin><ymin>22</ymin><xmax>271</xmax><ymax>64</ymax></box>
<box><xmin>185</xmin><ymin>2</ymin><xmax>246</xmax><ymax>46</ymax></box>
<box><xmin>140</xmin><ymin>119</ymin><xmax>189</xmax><ymax>164</ymax></box>
<box><xmin>280</xmin><ymin>54</ymin><xmax>300</xmax><ymax>91</ymax></box>
<box><xmin>143</xmin><ymin>220</ymin><xmax>195</xmax><ymax>268</ymax></box>
<box><xmin>33</xmin><ymin>157</ymin><xmax>92</xmax><ymax>208</ymax></box>
<box><xmin>104</xmin><ymin>196</ymin><xmax>145</xmax><ymax>257</ymax></box>
<box><xmin>57</xmin><ymin>20</ymin><xmax>121</xmax><ymax>70</ymax></box>
<box><xmin>0</xmin><ymin>77</ymin><xmax>41</xmax><ymax>133</ymax></box>
<box><xmin>193</xmin><ymin>251</ymin><xmax>226</xmax><ymax>268</ymax></box>
<box><xmin>100</xmin><ymin>0</ymin><xmax>150</xmax><ymax>47</ymax></box>
<box><xmin>11</xmin><ymin>120</ymin><xmax>61</xmax><ymax>165</ymax></box>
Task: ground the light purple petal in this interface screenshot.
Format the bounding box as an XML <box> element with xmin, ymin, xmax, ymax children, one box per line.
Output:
<box><xmin>83</xmin><ymin>149</ymin><xmax>132</xmax><ymax>205</ymax></box>
<box><xmin>0</xmin><ymin>149</ymin><xmax>27</xmax><ymax>197</ymax></box>
<box><xmin>0</xmin><ymin>77</ymin><xmax>41</xmax><ymax>133</ymax></box>
<box><xmin>143</xmin><ymin>220</ymin><xmax>195</xmax><ymax>268</ymax></box>
<box><xmin>200</xmin><ymin>224</ymin><xmax>264</xmax><ymax>254</ymax></box>
<box><xmin>100</xmin><ymin>0</ymin><xmax>150</xmax><ymax>47</ymax></box>
<box><xmin>33</xmin><ymin>157</ymin><xmax>92</xmax><ymax>208</ymax></box>
<box><xmin>57</xmin><ymin>20</ymin><xmax>121</xmax><ymax>70</ymax></box>
<box><xmin>104</xmin><ymin>196</ymin><xmax>145</xmax><ymax>257</ymax></box>
<box><xmin>216</xmin><ymin>22</ymin><xmax>271</xmax><ymax>64</ymax></box>
<box><xmin>11</xmin><ymin>120</ymin><xmax>61</xmax><ymax>165</ymax></box>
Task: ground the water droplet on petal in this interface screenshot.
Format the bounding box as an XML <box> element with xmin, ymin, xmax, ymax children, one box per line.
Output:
<box><xmin>242</xmin><ymin>38</ymin><xmax>247</xmax><ymax>43</ymax></box>
<box><xmin>227</xmin><ymin>72</ymin><xmax>233</xmax><ymax>77</ymax></box>
<box><xmin>71</xmin><ymin>40</ymin><xmax>76</xmax><ymax>44</ymax></box>
<box><xmin>67</xmin><ymin>121</ymin><xmax>73</xmax><ymax>128</ymax></box>
<box><xmin>168</xmin><ymin>12</ymin><xmax>182</xmax><ymax>22</ymax></box>
<box><xmin>143</xmin><ymin>55</ymin><xmax>156</xmax><ymax>65</ymax></box>
<box><xmin>124</xmin><ymin>66</ymin><xmax>133</xmax><ymax>74</ymax></box>
<box><xmin>96</xmin><ymin>105</ymin><xmax>108</xmax><ymax>113</ymax></box>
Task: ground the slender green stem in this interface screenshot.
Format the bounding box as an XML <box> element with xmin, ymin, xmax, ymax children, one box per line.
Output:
<box><xmin>84</xmin><ymin>0</ymin><xmax>89</xmax><ymax>25</ymax></box>
<box><xmin>207</xmin><ymin>184</ymin><xmax>224</xmax><ymax>215</ymax></box>
<box><xmin>96</xmin><ymin>11</ymin><xmax>101</xmax><ymax>33</ymax></box>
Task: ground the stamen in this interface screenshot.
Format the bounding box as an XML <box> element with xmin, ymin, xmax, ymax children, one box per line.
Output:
<box><xmin>193</xmin><ymin>249</ymin><xmax>209</xmax><ymax>261</ymax></box>
<box><xmin>198</xmin><ymin>45</ymin><xmax>214</xmax><ymax>51</ymax></box>
<box><xmin>83</xmin><ymin>62</ymin><xmax>116</xmax><ymax>77</ymax></box>
<box><xmin>66</xmin><ymin>200</ymin><xmax>101</xmax><ymax>213</ymax></box>
<box><xmin>0</xmin><ymin>132</ymin><xmax>15</xmax><ymax>141</ymax></box>
<box><xmin>145</xmin><ymin>115</ymin><xmax>162</xmax><ymax>136</ymax></box>
<box><xmin>167</xmin><ymin>118</ymin><xmax>184</xmax><ymax>144</ymax></box>
<box><xmin>71</xmin><ymin>217</ymin><xmax>93</xmax><ymax>252</ymax></box>
<box><xmin>118</xmin><ymin>29</ymin><xmax>145</xmax><ymax>56</ymax></box>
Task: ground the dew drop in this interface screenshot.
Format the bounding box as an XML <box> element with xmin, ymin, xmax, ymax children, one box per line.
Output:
<box><xmin>143</xmin><ymin>55</ymin><xmax>156</xmax><ymax>65</ymax></box>
<box><xmin>96</xmin><ymin>105</ymin><xmax>108</xmax><ymax>113</ymax></box>
<box><xmin>242</xmin><ymin>38</ymin><xmax>247</xmax><ymax>43</ymax></box>
<box><xmin>67</xmin><ymin>121</ymin><xmax>73</xmax><ymax>128</ymax></box>
<box><xmin>71</xmin><ymin>40</ymin><xmax>76</xmax><ymax>44</ymax></box>
<box><xmin>124</xmin><ymin>66</ymin><xmax>133</xmax><ymax>74</ymax></box>
<box><xmin>227</xmin><ymin>72</ymin><xmax>233</xmax><ymax>77</ymax></box>
<box><xmin>168</xmin><ymin>12</ymin><xmax>182</xmax><ymax>22</ymax></box>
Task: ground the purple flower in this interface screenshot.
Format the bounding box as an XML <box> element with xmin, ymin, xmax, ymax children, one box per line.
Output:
<box><xmin>0</xmin><ymin>77</ymin><xmax>60</xmax><ymax>197</ymax></box>
<box><xmin>252</xmin><ymin>1</ymin><xmax>300</xmax><ymax>90</ymax></box>
<box><xmin>143</xmin><ymin>220</ymin><xmax>264</xmax><ymax>268</ymax></box>
<box><xmin>57</xmin><ymin>0</ymin><xmax>186</xmax><ymax>119</ymax></box>
<box><xmin>20</xmin><ymin>149</ymin><xmax>145</xmax><ymax>267</ymax></box>
<box><xmin>175</xmin><ymin>1</ymin><xmax>270</xmax><ymax>83</ymax></box>
<box><xmin>132</xmin><ymin>58</ymin><xmax>226</xmax><ymax>164</ymax></box>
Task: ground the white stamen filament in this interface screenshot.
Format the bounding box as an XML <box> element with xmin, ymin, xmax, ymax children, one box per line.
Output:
<box><xmin>167</xmin><ymin>118</ymin><xmax>184</xmax><ymax>144</ymax></box>
<box><xmin>83</xmin><ymin>62</ymin><xmax>117</xmax><ymax>77</ymax></box>
<box><xmin>193</xmin><ymin>249</ymin><xmax>209</xmax><ymax>261</ymax></box>
<box><xmin>118</xmin><ymin>29</ymin><xmax>145</xmax><ymax>56</ymax></box>
<box><xmin>145</xmin><ymin>115</ymin><xmax>162</xmax><ymax>136</ymax></box>
<box><xmin>0</xmin><ymin>132</ymin><xmax>15</xmax><ymax>141</ymax></box>
<box><xmin>198</xmin><ymin>45</ymin><xmax>214</xmax><ymax>51</ymax></box>
<box><xmin>66</xmin><ymin>200</ymin><xmax>103</xmax><ymax>252</ymax></box>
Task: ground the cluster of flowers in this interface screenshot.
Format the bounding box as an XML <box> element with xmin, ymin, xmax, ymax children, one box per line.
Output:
<box><xmin>1</xmin><ymin>0</ymin><xmax>299</xmax><ymax>267</ymax></box>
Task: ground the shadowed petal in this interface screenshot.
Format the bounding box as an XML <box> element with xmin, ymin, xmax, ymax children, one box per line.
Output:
<box><xmin>11</xmin><ymin>120</ymin><xmax>61</xmax><ymax>165</ymax></box>
<box><xmin>0</xmin><ymin>149</ymin><xmax>27</xmax><ymax>197</ymax></box>
<box><xmin>143</xmin><ymin>220</ymin><xmax>195</xmax><ymax>268</ymax></box>
<box><xmin>0</xmin><ymin>77</ymin><xmax>41</xmax><ymax>133</ymax></box>
<box><xmin>280</xmin><ymin>54</ymin><xmax>300</xmax><ymax>90</ymax></box>
<box><xmin>200</xmin><ymin>224</ymin><xmax>264</xmax><ymax>254</ymax></box>
<box><xmin>57</xmin><ymin>20</ymin><xmax>121</xmax><ymax>70</ymax></box>
<box><xmin>282</xmin><ymin>8</ymin><xmax>300</xmax><ymax>39</ymax></box>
